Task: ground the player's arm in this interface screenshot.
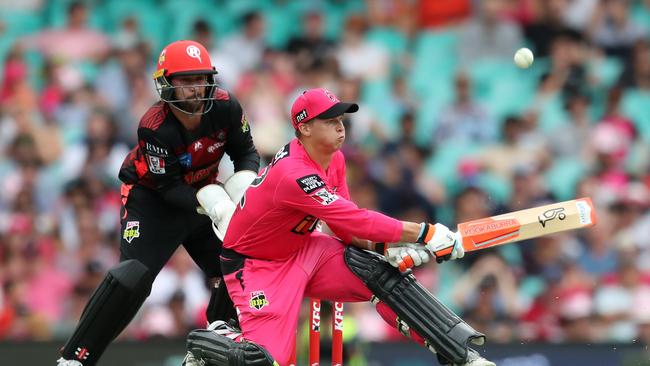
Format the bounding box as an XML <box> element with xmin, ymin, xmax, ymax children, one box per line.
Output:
<box><xmin>341</xmin><ymin>223</ymin><xmax>422</xmax><ymax>246</ymax></box>
<box><xmin>284</xmin><ymin>169</ymin><xmax>461</xmax><ymax>268</ymax></box>
<box><xmin>277</xmin><ymin>172</ymin><xmax>418</xmax><ymax>244</ymax></box>
<box><xmin>223</xmin><ymin>94</ymin><xmax>260</xmax><ymax>174</ymax></box>
<box><xmin>138</xmin><ymin>128</ymin><xmax>198</xmax><ymax>211</ymax></box>
<box><xmin>221</xmin><ymin>94</ymin><xmax>260</xmax><ymax>203</ymax></box>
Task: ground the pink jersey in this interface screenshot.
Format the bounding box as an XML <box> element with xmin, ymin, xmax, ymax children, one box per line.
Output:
<box><xmin>223</xmin><ymin>138</ymin><xmax>403</xmax><ymax>259</ymax></box>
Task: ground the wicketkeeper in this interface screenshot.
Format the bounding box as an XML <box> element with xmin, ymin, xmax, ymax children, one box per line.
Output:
<box><xmin>57</xmin><ymin>40</ymin><xmax>259</xmax><ymax>366</ymax></box>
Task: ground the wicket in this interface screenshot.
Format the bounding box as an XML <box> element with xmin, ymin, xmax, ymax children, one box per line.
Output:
<box><xmin>289</xmin><ymin>299</ymin><xmax>344</xmax><ymax>366</ymax></box>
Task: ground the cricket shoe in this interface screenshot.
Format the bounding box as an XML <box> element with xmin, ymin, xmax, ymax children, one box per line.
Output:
<box><xmin>56</xmin><ymin>358</ymin><xmax>83</xmax><ymax>366</ymax></box>
<box><xmin>454</xmin><ymin>350</ymin><xmax>496</xmax><ymax>366</ymax></box>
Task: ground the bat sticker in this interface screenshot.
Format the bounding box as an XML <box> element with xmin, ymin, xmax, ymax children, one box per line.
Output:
<box><xmin>538</xmin><ymin>207</ymin><xmax>566</xmax><ymax>228</ymax></box>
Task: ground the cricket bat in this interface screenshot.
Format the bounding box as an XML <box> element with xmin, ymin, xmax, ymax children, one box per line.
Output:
<box><xmin>399</xmin><ymin>197</ymin><xmax>596</xmax><ymax>271</ymax></box>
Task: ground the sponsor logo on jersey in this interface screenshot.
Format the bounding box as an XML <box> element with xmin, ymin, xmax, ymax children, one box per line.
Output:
<box><xmin>296</xmin><ymin>174</ymin><xmax>325</xmax><ymax>194</ymax></box>
<box><xmin>147</xmin><ymin>155</ymin><xmax>166</xmax><ymax>174</ymax></box>
<box><xmin>241</xmin><ymin>112</ymin><xmax>250</xmax><ymax>133</ymax></box>
<box><xmin>194</xmin><ymin>141</ymin><xmax>203</xmax><ymax>151</ymax></box>
<box><xmin>179</xmin><ymin>153</ymin><xmax>192</xmax><ymax>169</ymax></box>
<box><xmin>311</xmin><ymin>188</ymin><xmax>339</xmax><ymax>206</ymax></box>
<box><xmin>183</xmin><ymin>161</ymin><xmax>219</xmax><ymax>184</ymax></box>
<box><xmin>207</xmin><ymin>141</ymin><xmax>225</xmax><ymax>153</ymax></box>
<box><xmin>123</xmin><ymin>221</ymin><xmax>140</xmax><ymax>243</ymax></box>
<box><xmin>249</xmin><ymin>291</ymin><xmax>269</xmax><ymax>310</ymax></box>
<box><xmin>145</xmin><ymin>142</ymin><xmax>168</xmax><ymax>157</ymax></box>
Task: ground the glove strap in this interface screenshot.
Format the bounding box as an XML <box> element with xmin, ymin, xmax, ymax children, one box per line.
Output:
<box><xmin>374</xmin><ymin>242</ymin><xmax>386</xmax><ymax>255</ymax></box>
<box><xmin>416</xmin><ymin>223</ymin><xmax>435</xmax><ymax>244</ymax></box>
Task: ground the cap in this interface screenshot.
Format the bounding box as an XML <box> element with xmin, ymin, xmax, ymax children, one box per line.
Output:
<box><xmin>290</xmin><ymin>88</ymin><xmax>359</xmax><ymax>129</ymax></box>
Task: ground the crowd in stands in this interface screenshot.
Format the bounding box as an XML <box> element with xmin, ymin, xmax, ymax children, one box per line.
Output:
<box><xmin>1</xmin><ymin>0</ymin><xmax>650</xmax><ymax>355</ymax></box>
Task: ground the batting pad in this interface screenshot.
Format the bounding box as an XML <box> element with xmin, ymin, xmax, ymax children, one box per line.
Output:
<box><xmin>344</xmin><ymin>246</ymin><xmax>485</xmax><ymax>364</ymax></box>
<box><xmin>61</xmin><ymin>259</ymin><xmax>154</xmax><ymax>365</ymax></box>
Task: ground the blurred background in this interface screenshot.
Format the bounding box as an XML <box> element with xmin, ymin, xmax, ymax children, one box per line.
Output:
<box><xmin>1</xmin><ymin>0</ymin><xmax>650</xmax><ymax>364</ymax></box>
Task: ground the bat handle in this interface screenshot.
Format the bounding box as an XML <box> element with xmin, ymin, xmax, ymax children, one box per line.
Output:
<box><xmin>398</xmin><ymin>255</ymin><xmax>414</xmax><ymax>273</ymax></box>
<box><xmin>398</xmin><ymin>232</ymin><xmax>463</xmax><ymax>272</ymax></box>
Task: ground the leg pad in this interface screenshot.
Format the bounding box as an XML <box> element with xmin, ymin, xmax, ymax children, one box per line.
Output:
<box><xmin>344</xmin><ymin>246</ymin><xmax>485</xmax><ymax>364</ymax></box>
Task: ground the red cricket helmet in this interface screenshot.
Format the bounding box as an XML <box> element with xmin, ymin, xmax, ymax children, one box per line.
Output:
<box><xmin>152</xmin><ymin>40</ymin><xmax>219</xmax><ymax>115</ymax></box>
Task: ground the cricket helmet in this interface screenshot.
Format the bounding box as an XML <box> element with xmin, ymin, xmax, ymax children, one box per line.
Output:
<box><xmin>152</xmin><ymin>40</ymin><xmax>218</xmax><ymax>114</ymax></box>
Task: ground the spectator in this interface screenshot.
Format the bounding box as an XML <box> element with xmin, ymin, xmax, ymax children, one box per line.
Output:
<box><xmin>618</xmin><ymin>39</ymin><xmax>650</xmax><ymax>89</ymax></box>
<box><xmin>547</xmin><ymin>91</ymin><xmax>595</xmax><ymax>159</ymax></box>
<box><xmin>594</xmin><ymin>254</ymin><xmax>650</xmax><ymax>341</ymax></box>
<box><xmin>219</xmin><ymin>11</ymin><xmax>266</xmax><ymax>75</ymax></box>
<box><xmin>434</xmin><ymin>72</ymin><xmax>496</xmax><ymax>145</ymax></box>
<box><xmin>590</xmin><ymin>0</ymin><xmax>647</xmax><ymax>60</ymax></box>
<box><xmin>453</xmin><ymin>255</ymin><xmax>521</xmax><ymax>343</ymax></box>
<box><xmin>477</xmin><ymin>115</ymin><xmax>548</xmax><ymax>180</ymax></box>
<box><xmin>22</xmin><ymin>1</ymin><xmax>110</xmax><ymax>62</ymax></box>
<box><xmin>458</xmin><ymin>0</ymin><xmax>524</xmax><ymax>64</ymax></box>
<box><xmin>524</xmin><ymin>0</ymin><xmax>575</xmax><ymax>57</ymax></box>
<box><xmin>335</xmin><ymin>14</ymin><xmax>390</xmax><ymax>81</ymax></box>
<box><xmin>286</xmin><ymin>11</ymin><xmax>336</xmax><ymax>72</ymax></box>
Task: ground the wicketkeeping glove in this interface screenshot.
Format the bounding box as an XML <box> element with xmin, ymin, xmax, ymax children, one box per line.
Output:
<box><xmin>196</xmin><ymin>184</ymin><xmax>236</xmax><ymax>241</ymax></box>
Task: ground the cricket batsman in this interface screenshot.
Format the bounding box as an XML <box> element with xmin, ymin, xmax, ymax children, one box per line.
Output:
<box><xmin>184</xmin><ymin>88</ymin><xmax>495</xmax><ymax>366</ymax></box>
<box><xmin>57</xmin><ymin>40</ymin><xmax>259</xmax><ymax>366</ymax></box>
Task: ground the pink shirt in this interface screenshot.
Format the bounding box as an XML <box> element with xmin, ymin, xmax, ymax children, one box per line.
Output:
<box><xmin>224</xmin><ymin>139</ymin><xmax>403</xmax><ymax>259</ymax></box>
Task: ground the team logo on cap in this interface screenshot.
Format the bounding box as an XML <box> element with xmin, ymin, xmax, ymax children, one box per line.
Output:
<box><xmin>186</xmin><ymin>45</ymin><xmax>202</xmax><ymax>63</ymax></box>
<box><xmin>158</xmin><ymin>49</ymin><xmax>166</xmax><ymax>65</ymax></box>
<box><xmin>323</xmin><ymin>89</ymin><xmax>337</xmax><ymax>102</ymax></box>
<box><xmin>295</xmin><ymin>109</ymin><xmax>308</xmax><ymax>124</ymax></box>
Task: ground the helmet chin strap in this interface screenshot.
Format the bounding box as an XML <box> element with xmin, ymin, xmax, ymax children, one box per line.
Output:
<box><xmin>155</xmin><ymin>79</ymin><xmax>217</xmax><ymax>116</ymax></box>
<box><xmin>168</xmin><ymin>99</ymin><xmax>214</xmax><ymax>115</ymax></box>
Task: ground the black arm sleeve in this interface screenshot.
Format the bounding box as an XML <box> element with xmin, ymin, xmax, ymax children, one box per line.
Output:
<box><xmin>224</xmin><ymin>95</ymin><xmax>260</xmax><ymax>172</ymax></box>
<box><xmin>139</xmin><ymin>128</ymin><xmax>199</xmax><ymax>211</ymax></box>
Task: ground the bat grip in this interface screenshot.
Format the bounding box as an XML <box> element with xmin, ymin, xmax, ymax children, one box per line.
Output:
<box><xmin>398</xmin><ymin>255</ymin><xmax>414</xmax><ymax>272</ymax></box>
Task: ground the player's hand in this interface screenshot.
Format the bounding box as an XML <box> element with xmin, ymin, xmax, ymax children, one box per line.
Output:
<box><xmin>384</xmin><ymin>243</ymin><xmax>430</xmax><ymax>271</ymax></box>
<box><xmin>418</xmin><ymin>223</ymin><xmax>464</xmax><ymax>263</ymax></box>
<box><xmin>196</xmin><ymin>184</ymin><xmax>236</xmax><ymax>241</ymax></box>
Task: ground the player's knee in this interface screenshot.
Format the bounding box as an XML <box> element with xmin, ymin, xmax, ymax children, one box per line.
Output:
<box><xmin>271</xmin><ymin>348</ymin><xmax>292</xmax><ymax>366</ymax></box>
<box><xmin>108</xmin><ymin>259</ymin><xmax>155</xmax><ymax>296</ymax></box>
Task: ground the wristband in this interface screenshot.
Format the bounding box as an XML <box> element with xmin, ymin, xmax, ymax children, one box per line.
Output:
<box><xmin>416</xmin><ymin>223</ymin><xmax>429</xmax><ymax>244</ymax></box>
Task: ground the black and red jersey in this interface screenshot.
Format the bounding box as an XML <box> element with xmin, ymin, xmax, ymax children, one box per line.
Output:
<box><xmin>119</xmin><ymin>88</ymin><xmax>260</xmax><ymax>211</ymax></box>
